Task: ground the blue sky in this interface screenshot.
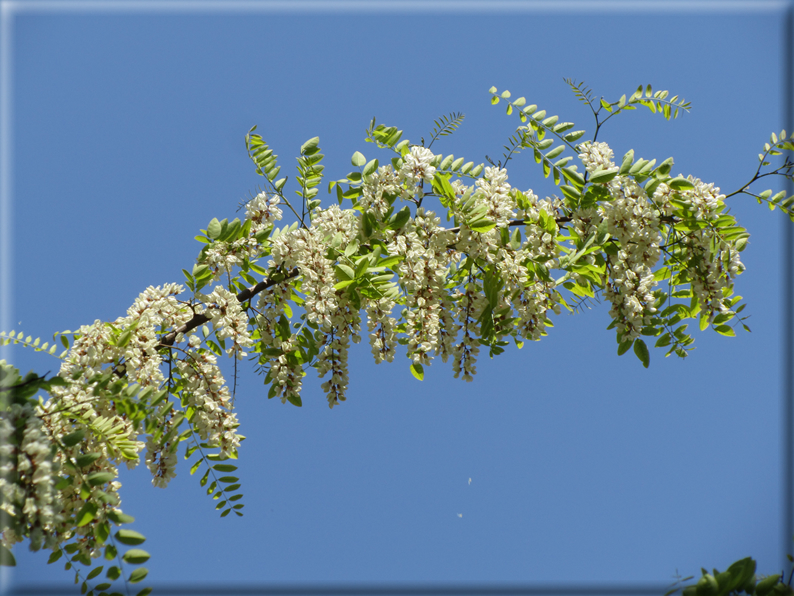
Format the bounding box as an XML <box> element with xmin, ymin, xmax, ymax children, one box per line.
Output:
<box><xmin>1</xmin><ymin>0</ymin><xmax>792</xmax><ymax>592</ymax></box>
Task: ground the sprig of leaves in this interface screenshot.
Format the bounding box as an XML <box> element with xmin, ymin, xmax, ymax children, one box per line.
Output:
<box><xmin>246</xmin><ymin>125</ymin><xmax>286</xmax><ymax>193</ymax></box>
<box><xmin>664</xmin><ymin>555</ymin><xmax>794</xmax><ymax>596</ymax></box>
<box><xmin>0</xmin><ymin>329</ymin><xmax>65</xmax><ymax>358</ymax></box>
<box><xmin>426</xmin><ymin>112</ymin><xmax>465</xmax><ymax>149</ymax></box>
<box><xmin>185</xmin><ymin>436</ymin><xmax>245</xmax><ymax>519</ymax></box>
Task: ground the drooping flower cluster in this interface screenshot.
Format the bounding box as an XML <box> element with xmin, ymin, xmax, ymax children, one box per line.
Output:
<box><xmin>400</xmin><ymin>146</ymin><xmax>437</xmax><ymax>192</ymax></box>
<box><xmin>474</xmin><ymin>166</ymin><xmax>514</xmax><ymax>227</ymax></box>
<box><xmin>654</xmin><ymin>177</ymin><xmax>745</xmax><ymax>321</ymax></box>
<box><xmin>270</xmin><ymin>205</ymin><xmax>363</xmax><ymax>406</ymax></box>
<box><xmin>575</xmin><ymin>142</ymin><xmax>663</xmax><ymax>341</ymax></box>
<box><xmin>6</xmin><ymin>87</ymin><xmax>777</xmax><ymax>593</ymax></box>
<box><xmin>0</xmin><ymin>402</ymin><xmax>61</xmax><ymax>552</ymax></box>
<box><xmin>360</xmin><ymin>165</ymin><xmax>409</xmax><ymax>218</ymax></box>
<box><xmin>1</xmin><ymin>276</ymin><xmax>252</xmax><ymax>568</ymax></box>
<box><xmin>246</xmin><ymin>191</ymin><xmax>283</xmax><ymax>233</ymax></box>
<box><xmin>174</xmin><ymin>349</ymin><xmax>240</xmax><ymax>455</ymax></box>
<box><xmin>201</xmin><ymin>192</ymin><xmax>284</xmax><ymax>281</ymax></box>
<box><xmin>512</xmin><ymin>193</ymin><xmax>564</xmax><ymax>341</ymax></box>
<box><xmin>601</xmin><ymin>176</ymin><xmax>663</xmax><ymax>341</ymax></box>
<box><xmin>203</xmin><ymin>286</ymin><xmax>254</xmax><ymax>359</ymax></box>
<box><xmin>390</xmin><ymin>208</ymin><xmax>454</xmax><ymax>366</ymax></box>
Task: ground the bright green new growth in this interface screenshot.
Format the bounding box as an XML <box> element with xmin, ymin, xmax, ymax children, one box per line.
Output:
<box><xmin>2</xmin><ymin>81</ymin><xmax>794</xmax><ymax>596</ymax></box>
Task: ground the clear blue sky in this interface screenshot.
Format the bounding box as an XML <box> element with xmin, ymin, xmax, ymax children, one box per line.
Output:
<box><xmin>2</xmin><ymin>0</ymin><xmax>791</xmax><ymax>592</ymax></box>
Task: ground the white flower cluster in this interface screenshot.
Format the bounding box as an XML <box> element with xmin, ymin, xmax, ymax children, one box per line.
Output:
<box><xmin>175</xmin><ymin>349</ymin><xmax>240</xmax><ymax>455</ymax></box>
<box><xmin>202</xmin><ymin>286</ymin><xmax>254</xmax><ymax>359</ymax></box>
<box><xmin>201</xmin><ymin>192</ymin><xmax>284</xmax><ymax>282</ymax></box>
<box><xmin>515</xmin><ymin>192</ymin><xmax>563</xmax><ymax>341</ymax></box>
<box><xmin>315</xmin><ymin>296</ymin><xmax>357</xmax><ymax>408</ymax></box>
<box><xmin>361</xmin><ymin>165</ymin><xmax>409</xmax><ymax>219</ymax></box>
<box><xmin>601</xmin><ymin>176</ymin><xmax>662</xmax><ymax>341</ymax></box>
<box><xmin>578</xmin><ymin>141</ymin><xmax>615</xmax><ymax>174</ymax></box>
<box><xmin>267</xmin><ymin>334</ymin><xmax>305</xmax><ymax>405</ymax></box>
<box><xmin>365</xmin><ymin>297</ymin><xmax>398</xmax><ymax>364</ymax></box>
<box><xmin>0</xmin><ymin>402</ymin><xmax>61</xmax><ymax>551</ymax></box>
<box><xmin>475</xmin><ymin>167</ymin><xmax>514</xmax><ymax>227</ymax></box>
<box><xmin>391</xmin><ymin>208</ymin><xmax>454</xmax><ymax>366</ymax></box>
<box><xmin>272</xmin><ymin>206</ymin><xmax>356</xmax><ymax>329</ymax></box>
<box><xmin>271</xmin><ymin>205</ymin><xmax>362</xmax><ymax>407</ymax></box>
<box><xmin>400</xmin><ymin>146</ymin><xmax>437</xmax><ymax>193</ymax></box>
<box><xmin>38</xmin><ymin>280</ymin><xmax>245</xmax><ymax>520</ymax></box>
<box><xmin>241</xmin><ymin>140</ymin><xmax>745</xmax><ymax>406</ymax></box>
<box><xmin>123</xmin><ymin>284</ymin><xmax>193</xmax><ymax>386</ymax></box>
<box><xmin>203</xmin><ymin>237</ymin><xmax>262</xmax><ymax>282</ymax></box>
<box><xmin>655</xmin><ymin>177</ymin><xmax>744</xmax><ymax>320</ymax></box>
<box><xmin>575</xmin><ymin>143</ymin><xmax>663</xmax><ymax>341</ymax></box>
<box><xmin>255</xmin><ymin>284</ymin><xmax>305</xmax><ymax>405</ymax></box>
<box><xmin>451</xmin><ymin>283</ymin><xmax>487</xmax><ymax>382</ymax></box>
<box><xmin>246</xmin><ymin>192</ymin><xmax>283</xmax><ymax>233</ymax></box>
<box><xmin>144</xmin><ymin>432</ymin><xmax>177</xmax><ymax>489</ymax></box>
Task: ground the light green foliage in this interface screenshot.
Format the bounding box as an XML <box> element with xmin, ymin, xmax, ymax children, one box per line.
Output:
<box><xmin>665</xmin><ymin>555</ymin><xmax>794</xmax><ymax>596</ymax></box>
<box><xmin>3</xmin><ymin>81</ymin><xmax>794</xmax><ymax>594</ymax></box>
<box><xmin>0</xmin><ymin>361</ymin><xmax>151</xmax><ymax>596</ymax></box>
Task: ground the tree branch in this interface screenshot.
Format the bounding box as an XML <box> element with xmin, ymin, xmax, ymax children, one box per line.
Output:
<box><xmin>159</xmin><ymin>267</ymin><xmax>300</xmax><ymax>347</ymax></box>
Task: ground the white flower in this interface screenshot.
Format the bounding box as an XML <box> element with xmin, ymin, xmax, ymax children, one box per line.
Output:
<box><xmin>204</xmin><ymin>286</ymin><xmax>253</xmax><ymax>359</ymax></box>
<box><xmin>400</xmin><ymin>146</ymin><xmax>437</xmax><ymax>190</ymax></box>
<box><xmin>578</xmin><ymin>141</ymin><xmax>615</xmax><ymax>174</ymax></box>
<box><xmin>245</xmin><ymin>191</ymin><xmax>283</xmax><ymax>233</ymax></box>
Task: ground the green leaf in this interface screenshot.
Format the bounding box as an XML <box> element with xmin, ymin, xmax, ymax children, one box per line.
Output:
<box><xmin>87</xmin><ymin>472</ymin><xmax>115</xmax><ymax>486</ymax></box>
<box><xmin>333</xmin><ymin>280</ymin><xmax>355</xmax><ymax>290</ymax></box>
<box><xmin>468</xmin><ymin>218</ymin><xmax>496</xmax><ymax>233</ymax></box>
<box><xmin>338</xmin><ymin>264</ymin><xmax>356</xmax><ymax>281</ymax></box>
<box><xmin>388</xmin><ymin>206</ymin><xmax>411</xmax><ymax>231</ymax></box>
<box><xmin>363</xmin><ymin>159</ymin><xmax>379</xmax><ymax>177</ymax></box>
<box><xmin>121</xmin><ymin>549</ymin><xmax>150</xmax><ymax>565</ymax></box>
<box><xmin>106</xmin><ymin>566</ymin><xmax>121</xmax><ymax>580</ymax></box>
<box><xmin>410</xmin><ymin>362</ymin><xmax>424</xmax><ymax>381</ymax></box>
<box><xmin>589</xmin><ymin>167</ymin><xmax>619</xmax><ymax>184</ymax></box>
<box><xmin>213</xmin><ymin>464</ymin><xmax>238</xmax><ymax>473</ymax></box>
<box><xmin>714</xmin><ymin>325</ymin><xmax>736</xmax><ymax>337</ymax></box>
<box><xmin>75</xmin><ymin>453</ymin><xmax>101</xmax><ymax>468</ymax></box>
<box><xmin>432</xmin><ymin>173</ymin><xmax>457</xmax><ymax>207</ymax></box>
<box><xmin>107</xmin><ymin>511</ymin><xmax>135</xmax><ymax>525</ymax></box>
<box><xmin>76</xmin><ymin>502</ymin><xmax>99</xmax><ymax>527</ymax></box>
<box><xmin>0</xmin><ymin>545</ymin><xmax>16</xmax><ymax>566</ymax></box>
<box><xmin>300</xmin><ymin>137</ymin><xmax>320</xmax><ymax>154</ymax></box>
<box><xmin>207</xmin><ymin>218</ymin><xmax>223</xmax><ymax>240</ymax></box>
<box><xmin>668</xmin><ymin>176</ymin><xmax>695</xmax><ymax>191</ymax></box>
<box><xmin>633</xmin><ymin>338</ymin><xmax>650</xmax><ymax>368</ymax></box>
<box><xmin>62</xmin><ymin>429</ymin><xmax>86</xmax><ymax>447</ymax></box>
<box><xmin>619</xmin><ymin>149</ymin><xmax>634</xmax><ymax>175</ymax></box>
<box><xmin>351</xmin><ymin>151</ymin><xmax>366</xmax><ymax>167</ymax></box>
<box><xmin>189</xmin><ymin>459</ymin><xmax>202</xmax><ymax>475</ymax></box>
<box><xmin>86</xmin><ymin>566</ymin><xmax>103</xmax><ymax>580</ymax></box>
<box><xmin>617</xmin><ymin>338</ymin><xmax>633</xmax><ymax>356</ymax></box>
<box><xmin>128</xmin><ymin>567</ymin><xmax>148</xmax><ymax>584</ymax></box>
<box><xmin>115</xmin><ymin>530</ymin><xmax>146</xmax><ymax>546</ymax></box>
<box><xmin>378</xmin><ymin>255</ymin><xmax>404</xmax><ymax>269</ymax></box>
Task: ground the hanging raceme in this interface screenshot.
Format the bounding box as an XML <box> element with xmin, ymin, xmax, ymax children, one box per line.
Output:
<box><xmin>2</xmin><ymin>80</ymin><xmax>793</xmax><ymax>595</ymax></box>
